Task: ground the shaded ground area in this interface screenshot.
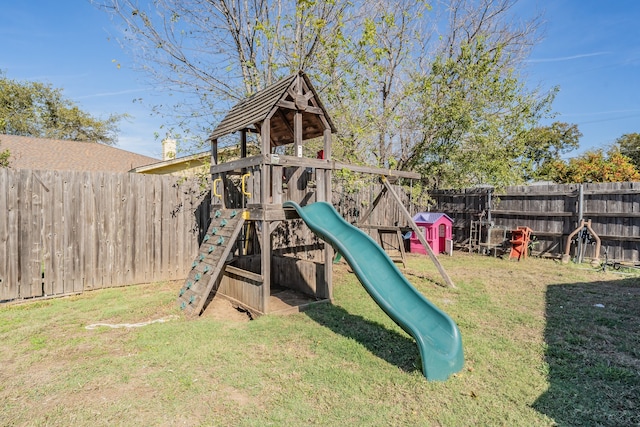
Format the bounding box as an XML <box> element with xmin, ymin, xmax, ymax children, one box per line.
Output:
<box><xmin>533</xmin><ymin>278</ymin><xmax>640</xmax><ymax>426</ymax></box>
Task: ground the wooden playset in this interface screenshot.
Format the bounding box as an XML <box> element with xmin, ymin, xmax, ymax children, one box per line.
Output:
<box><xmin>176</xmin><ymin>71</ymin><xmax>449</xmax><ymax>317</ymax></box>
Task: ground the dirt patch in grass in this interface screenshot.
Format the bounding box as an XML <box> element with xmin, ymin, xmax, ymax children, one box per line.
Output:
<box><xmin>201</xmin><ymin>296</ymin><xmax>252</xmax><ymax>322</ymax></box>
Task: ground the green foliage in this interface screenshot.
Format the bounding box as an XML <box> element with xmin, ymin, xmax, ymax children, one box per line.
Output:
<box><xmin>613</xmin><ymin>132</ymin><xmax>640</xmax><ymax>170</ymax></box>
<box><xmin>0</xmin><ymin>144</ymin><xmax>9</xmax><ymax>167</ymax></box>
<box><xmin>0</xmin><ymin>72</ymin><xmax>127</xmax><ymax>145</ymax></box>
<box><xmin>522</xmin><ymin>122</ymin><xmax>582</xmax><ymax>181</ymax></box>
<box><xmin>405</xmin><ymin>40</ymin><xmax>556</xmax><ymax>189</ymax></box>
<box><xmin>547</xmin><ymin>150</ymin><xmax>640</xmax><ymax>183</ymax></box>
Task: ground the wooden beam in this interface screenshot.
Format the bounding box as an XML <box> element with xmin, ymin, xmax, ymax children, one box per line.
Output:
<box><xmin>381</xmin><ymin>176</ymin><xmax>456</xmax><ymax>288</ymax></box>
<box><xmin>333</xmin><ymin>161</ymin><xmax>420</xmax><ymax>179</ymax></box>
<box><xmin>276</xmin><ymin>99</ymin><xmax>323</xmax><ymax>115</ymax></box>
<box><xmin>277</xmin><ymin>109</ymin><xmax>295</xmax><ymax>137</ymax></box>
<box><xmin>225</xmin><ymin>265</ymin><xmax>263</xmax><ymax>283</ymax></box>
<box><xmin>263</xmin><ymin>155</ymin><xmax>421</xmax><ymax>179</ymax></box>
<box><xmin>305</xmin><ymin>105</ymin><xmax>324</xmax><ymax>115</ymax></box>
<box><xmin>276</xmin><ymin>99</ymin><xmax>297</xmax><ymax>110</ymax></box>
<box><xmin>210</xmin><ymin>155</ymin><xmax>264</xmax><ymax>174</ymax></box>
<box><xmin>210</xmin><ymin>154</ymin><xmax>421</xmax><ymax>179</ymax></box>
<box><xmin>492</xmin><ymin>210</ymin><xmax>575</xmax><ymax>217</ymax></box>
<box><xmin>358</xmin><ymin>186</ymin><xmax>387</xmax><ymax>226</ymax></box>
<box><xmin>269</xmin><ymin>220</ymin><xmax>282</xmax><ymax>235</ymax></box>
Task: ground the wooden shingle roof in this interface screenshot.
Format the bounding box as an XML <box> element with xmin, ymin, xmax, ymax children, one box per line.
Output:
<box><xmin>209</xmin><ymin>71</ymin><xmax>336</xmax><ymax>146</ymax></box>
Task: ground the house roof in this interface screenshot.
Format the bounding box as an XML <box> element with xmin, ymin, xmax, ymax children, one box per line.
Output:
<box><xmin>132</xmin><ymin>151</ymin><xmax>209</xmax><ymax>175</ymax></box>
<box><xmin>0</xmin><ymin>134</ymin><xmax>159</xmax><ymax>172</ymax></box>
<box><xmin>209</xmin><ymin>71</ymin><xmax>336</xmax><ymax>146</ymax></box>
<box><xmin>413</xmin><ymin>212</ymin><xmax>453</xmax><ymax>224</ymax></box>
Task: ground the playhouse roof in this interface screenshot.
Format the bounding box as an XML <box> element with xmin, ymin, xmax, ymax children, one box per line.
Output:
<box><xmin>209</xmin><ymin>71</ymin><xmax>336</xmax><ymax>146</ymax></box>
<box><xmin>413</xmin><ymin>212</ymin><xmax>453</xmax><ymax>224</ymax></box>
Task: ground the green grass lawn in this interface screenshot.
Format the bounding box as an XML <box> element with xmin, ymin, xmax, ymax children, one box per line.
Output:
<box><xmin>1</xmin><ymin>254</ymin><xmax>638</xmax><ymax>426</ymax></box>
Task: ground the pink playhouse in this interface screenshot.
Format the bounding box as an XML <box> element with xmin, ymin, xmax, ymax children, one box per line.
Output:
<box><xmin>410</xmin><ymin>213</ymin><xmax>453</xmax><ymax>255</ymax></box>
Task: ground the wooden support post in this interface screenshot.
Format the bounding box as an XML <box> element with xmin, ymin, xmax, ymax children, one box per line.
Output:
<box><xmin>261</xmin><ymin>119</ymin><xmax>271</xmax><ymax>155</ymax></box>
<box><xmin>272</xmin><ymin>165</ymin><xmax>283</xmax><ymax>205</ymax></box>
<box><xmin>260</xmin><ymin>220</ymin><xmax>270</xmax><ymax>313</ymax></box>
<box><xmin>261</xmin><ymin>119</ymin><xmax>271</xmax><ymax>205</ymax></box>
<box><xmin>241</xmin><ymin>130</ymin><xmax>247</xmax><ymax>159</ymax></box>
<box><xmin>295</xmin><ymin>111</ymin><xmax>303</xmax><ymax>157</ymax></box>
<box><xmin>211</xmin><ymin>138</ymin><xmax>223</xmax><ymax>207</ymax></box>
<box><xmin>211</xmin><ymin>138</ymin><xmax>218</xmax><ymax>165</ymax></box>
<box><xmin>316</xmin><ymin>168</ymin><xmax>325</xmax><ymax>202</ymax></box>
<box><xmin>381</xmin><ymin>176</ymin><xmax>456</xmax><ymax>288</ymax></box>
<box><xmin>323</xmin><ymin>128</ymin><xmax>332</xmax><ymax>204</ymax></box>
<box><xmin>322</xmin><ymin>128</ymin><xmax>333</xmax><ymax>300</ymax></box>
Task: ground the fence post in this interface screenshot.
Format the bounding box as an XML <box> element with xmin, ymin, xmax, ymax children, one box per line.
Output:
<box><xmin>578</xmin><ymin>183</ymin><xmax>584</xmax><ymax>222</ymax></box>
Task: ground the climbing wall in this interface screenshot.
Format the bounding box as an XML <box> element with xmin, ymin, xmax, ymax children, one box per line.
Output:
<box><xmin>177</xmin><ymin>209</ymin><xmax>245</xmax><ymax>317</ymax></box>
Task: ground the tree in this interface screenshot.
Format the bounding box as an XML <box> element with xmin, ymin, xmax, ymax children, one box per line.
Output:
<box><xmin>521</xmin><ymin>122</ymin><xmax>582</xmax><ymax>181</ymax></box>
<box><xmin>97</xmin><ymin>0</ymin><xmax>553</xmax><ymax>188</ymax></box>
<box><xmin>392</xmin><ymin>0</ymin><xmax>554</xmax><ymax>189</ymax></box>
<box><xmin>400</xmin><ymin>39</ymin><xmax>555</xmax><ymax>189</ymax></box>
<box><xmin>547</xmin><ymin>150</ymin><xmax>640</xmax><ymax>184</ymax></box>
<box><xmin>612</xmin><ymin>133</ymin><xmax>640</xmax><ymax>170</ymax></box>
<box><xmin>96</xmin><ymin>0</ymin><xmax>352</xmax><ymax>147</ymax></box>
<box><xmin>0</xmin><ymin>144</ymin><xmax>9</xmax><ymax>167</ymax></box>
<box><xmin>0</xmin><ymin>73</ymin><xmax>126</xmax><ymax>145</ymax></box>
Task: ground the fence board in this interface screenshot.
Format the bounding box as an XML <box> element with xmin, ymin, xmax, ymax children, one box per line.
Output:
<box><xmin>0</xmin><ymin>168</ymin><xmax>18</xmax><ymax>300</ymax></box>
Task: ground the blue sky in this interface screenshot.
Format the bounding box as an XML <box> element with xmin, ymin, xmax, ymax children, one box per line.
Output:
<box><xmin>1</xmin><ymin>0</ymin><xmax>639</xmax><ymax>160</ymax></box>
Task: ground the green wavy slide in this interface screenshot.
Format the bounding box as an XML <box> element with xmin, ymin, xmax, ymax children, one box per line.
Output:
<box><xmin>284</xmin><ymin>201</ymin><xmax>464</xmax><ymax>381</ymax></box>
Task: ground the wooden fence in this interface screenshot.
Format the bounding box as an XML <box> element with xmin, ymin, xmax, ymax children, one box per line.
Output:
<box><xmin>0</xmin><ymin>168</ymin><xmax>421</xmax><ymax>303</ymax></box>
<box><xmin>3</xmin><ymin>167</ymin><xmax>637</xmax><ymax>303</ymax></box>
<box><xmin>0</xmin><ymin>169</ymin><xmax>211</xmax><ymax>302</ymax></box>
<box><xmin>332</xmin><ymin>181</ymin><xmax>425</xmax><ymax>227</ymax></box>
<box><xmin>429</xmin><ymin>182</ymin><xmax>640</xmax><ymax>262</ymax></box>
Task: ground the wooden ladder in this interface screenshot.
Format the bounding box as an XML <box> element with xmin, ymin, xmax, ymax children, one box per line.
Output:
<box><xmin>177</xmin><ymin>209</ymin><xmax>245</xmax><ymax>317</ymax></box>
<box><xmin>377</xmin><ymin>227</ymin><xmax>407</xmax><ymax>268</ymax></box>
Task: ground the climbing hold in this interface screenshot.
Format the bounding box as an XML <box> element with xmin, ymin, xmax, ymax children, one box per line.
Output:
<box><xmin>192</xmin><ymin>261</ymin><xmax>198</xmax><ymax>269</ymax></box>
<box><xmin>217</xmin><ymin>236</ymin><xmax>225</xmax><ymax>245</ymax></box>
<box><xmin>230</xmin><ymin>210</ymin><xmax>238</xmax><ymax>218</ymax></box>
<box><xmin>220</xmin><ymin>219</ymin><xmax>228</xmax><ymax>227</ymax></box>
<box><xmin>189</xmin><ymin>295</ymin><xmax>196</xmax><ymax>304</ymax></box>
<box><xmin>208</xmin><ymin>245</ymin><xmax>215</xmax><ymax>253</ymax></box>
<box><xmin>179</xmin><ymin>288</ymin><xmax>185</xmax><ymax>296</ymax></box>
<box><xmin>180</xmin><ymin>301</ymin><xmax>187</xmax><ymax>310</ymax></box>
<box><xmin>199</xmin><ymin>254</ymin><xmax>205</xmax><ymax>261</ymax></box>
<box><xmin>211</xmin><ymin>227</ymin><xmax>218</xmax><ymax>235</ymax></box>
<box><xmin>203</xmin><ymin>234</ymin><xmax>210</xmax><ymax>242</ymax></box>
<box><xmin>215</xmin><ymin>210</ymin><xmax>222</xmax><ymax>218</ymax></box>
<box><xmin>203</xmin><ymin>265</ymin><xmax>210</xmax><ymax>273</ymax></box>
<box><xmin>194</xmin><ymin>273</ymin><xmax>202</xmax><ymax>282</ymax></box>
<box><xmin>186</xmin><ymin>281</ymin><xmax>193</xmax><ymax>289</ymax></box>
